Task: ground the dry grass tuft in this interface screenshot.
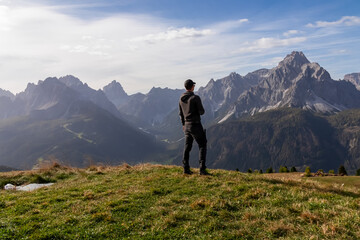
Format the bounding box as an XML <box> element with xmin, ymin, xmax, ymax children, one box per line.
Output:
<box><xmin>83</xmin><ymin>190</ymin><xmax>95</xmax><ymax>200</ymax></box>
<box><xmin>190</xmin><ymin>198</ymin><xmax>211</xmax><ymax>209</ymax></box>
<box><xmin>321</xmin><ymin>223</ymin><xmax>337</xmax><ymax>236</ymax></box>
<box><xmin>300</xmin><ymin>211</ymin><xmax>321</xmax><ymax>224</ymax></box>
<box><xmin>270</xmin><ymin>223</ymin><xmax>294</xmax><ymax>238</ymax></box>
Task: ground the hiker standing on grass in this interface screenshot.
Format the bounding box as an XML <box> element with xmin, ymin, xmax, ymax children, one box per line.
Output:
<box><xmin>179</xmin><ymin>79</ymin><xmax>208</xmax><ymax>175</ymax></box>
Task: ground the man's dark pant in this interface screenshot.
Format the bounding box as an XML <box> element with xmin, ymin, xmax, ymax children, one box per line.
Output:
<box><xmin>183</xmin><ymin>123</ymin><xmax>207</xmax><ymax>170</ymax></box>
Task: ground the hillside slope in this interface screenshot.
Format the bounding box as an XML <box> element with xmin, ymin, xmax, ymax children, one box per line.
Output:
<box><xmin>0</xmin><ymin>103</ymin><xmax>161</xmax><ymax>169</ymax></box>
<box><xmin>206</xmin><ymin>108</ymin><xmax>346</xmax><ymax>172</ymax></box>
<box><xmin>0</xmin><ymin>164</ymin><xmax>359</xmax><ymax>239</ymax></box>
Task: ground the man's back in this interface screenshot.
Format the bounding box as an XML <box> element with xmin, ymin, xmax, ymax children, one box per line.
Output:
<box><xmin>179</xmin><ymin>91</ymin><xmax>205</xmax><ymax>125</ymax></box>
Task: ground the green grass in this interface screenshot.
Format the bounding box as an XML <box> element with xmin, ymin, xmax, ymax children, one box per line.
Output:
<box><xmin>310</xmin><ymin>176</ymin><xmax>360</xmax><ymax>188</ymax></box>
<box><xmin>0</xmin><ymin>164</ymin><xmax>359</xmax><ymax>239</ymax></box>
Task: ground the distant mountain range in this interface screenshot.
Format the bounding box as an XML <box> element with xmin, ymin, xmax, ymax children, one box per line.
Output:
<box><xmin>0</xmin><ymin>76</ymin><xmax>162</xmax><ymax>169</ymax></box>
<box><xmin>103</xmin><ymin>81</ymin><xmax>183</xmax><ymax>128</ymax></box>
<box><xmin>1</xmin><ymin>51</ymin><xmax>360</xmax><ymax>172</ymax></box>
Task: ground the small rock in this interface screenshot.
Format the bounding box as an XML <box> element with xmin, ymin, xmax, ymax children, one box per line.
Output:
<box><xmin>16</xmin><ymin>183</ymin><xmax>54</xmax><ymax>191</ymax></box>
<box><xmin>4</xmin><ymin>184</ymin><xmax>16</xmax><ymax>190</ymax></box>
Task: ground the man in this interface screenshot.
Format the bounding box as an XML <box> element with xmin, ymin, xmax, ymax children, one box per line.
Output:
<box><xmin>179</xmin><ymin>79</ymin><xmax>208</xmax><ymax>175</ymax></box>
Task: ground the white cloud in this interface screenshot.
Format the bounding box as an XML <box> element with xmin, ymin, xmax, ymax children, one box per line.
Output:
<box><xmin>0</xmin><ymin>2</ymin><xmax>358</xmax><ymax>95</ymax></box>
<box><xmin>211</xmin><ymin>18</ymin><xmax>249</xmax><ymax>33</ymax></box>
<box><xmin>235</xmin><ymin>37</ymin><xmax>307</xmax><ymax>54</ymax></box>
<box><xmin>129</xmin><ymin>27</ymin><xmax>213</xmax><ymax>43</ymax></box>
<box><xmin>283</xmin><ymin>29</ymin><xmax>300</xmax><ymax>37</ymax></box>
<box><xmin>307</xmin><ymin>16</ymin><xmax>360</xmax><ymax>28</ymax></box>
<box><xmin>0</xmin><ymin>5</ymin><xmax>11</xmax><ymax>31</ymax></box>
<box><xmin>0</xmin><ymin>3</ymin><xmax>251</xmax><ymax>94</ymax></box>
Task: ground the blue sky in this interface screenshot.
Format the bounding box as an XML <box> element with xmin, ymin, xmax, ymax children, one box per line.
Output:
<box><xmin>0</xmin><ymin>0</ymin><xmax>359</xmax><ymax>94</ymax></box>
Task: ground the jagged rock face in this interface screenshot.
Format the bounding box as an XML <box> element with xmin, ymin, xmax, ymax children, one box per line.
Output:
<box><xmin>244</xmin><ymin>68</ymin><xmax>271</xmax><ymax>86</ymax></box>
<box><xmin>58</xmin><ymin>75</ymin><xmax>84</xmax><ymax>87</ymax></box>
<box><xmin>58</xmin><ymin>75</ymin><xmax>123</xmax><ymax>120</ymax></box>
<box><xmin>18</xmin><ymin>78</ymin><xmax>76</xmax><ymax>111</ymax></box>
<box><xmin>0</xmin><ymin>89</ymin><xmax>14</xmax><ymax>100</ymax></box>
<box><xmin>219</xmin><ymin>51</ymin><xmax>360</xmax><ymax>122</ymax></box>
<box><xmin>197</xmin><ymin>70</ymin><xmax>268</xmax><ymax>124</ymax></box>
<box><xmin>103</xmin><ymin>80</ymin><xmax>129</xmax><ymax>107</ymax></box>
<box><xmin>0</xmin><ymin>78</ymin><xmax>79</xmax><ymax>120</ymax></box>
<box><xmin>0</xmin><ymin>89</ymin><xmax>16</xmax><ymax>119</ymax></box>
<box><xmin>344</xmin><ymin>73</ymin><xmax>360</xmax><ymax>90</ymax></box>
<box><xmin>198</xmin><ymin>73</ymin><xmax>250</xmax><ymax>114</ymax></box>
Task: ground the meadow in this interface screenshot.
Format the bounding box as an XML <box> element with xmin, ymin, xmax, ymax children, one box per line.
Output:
<box><xmin>0</xmin><ymin>164</ymin><xmax>359</xmax><ymax>239</ymax></box>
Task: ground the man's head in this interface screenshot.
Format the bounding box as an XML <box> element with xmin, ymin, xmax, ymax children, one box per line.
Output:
<box><xmin>184</xmin><ymin>79</ymin><xmax>196</xmax><ymax>91</ymax></box>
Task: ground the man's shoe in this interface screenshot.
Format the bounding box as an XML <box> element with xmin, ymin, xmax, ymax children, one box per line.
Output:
<box><xmin>184</xmin><ymin>168</ymin><xmax>193</xmax><ymax>175</ymax></box>
<box><xmin>200</xmin><ymin>169</ymin><xmax>210</xmax><ymax>175</ymax></box>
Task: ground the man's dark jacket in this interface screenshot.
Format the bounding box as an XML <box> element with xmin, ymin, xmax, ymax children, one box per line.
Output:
<box><xmin>179</xmin><ymin>91</ymin><xmax>205</xmax><ymax>125</ymax></box>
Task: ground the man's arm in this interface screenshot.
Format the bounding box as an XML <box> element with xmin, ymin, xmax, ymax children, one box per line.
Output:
<box><xmin>179</xmin><ymin>103</ymin><xmax>185</xmax><ymax>125</ymax></box>
<box><xmin>196</xmin><ymin>96</ymin><xmax>205</xmax><ymax>115</ymax></box>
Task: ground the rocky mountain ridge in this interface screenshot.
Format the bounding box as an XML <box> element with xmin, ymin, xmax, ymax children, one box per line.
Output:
<box><xmin>0</xmin><ymin>88</ymin><xmax>14</xmax><ymax>100</ymax></box>
<box><xmin>344</xmin><ymin>73</ymin><xmax>360</xmax><ymax>90</ymax></box>
<box><xmin>0</xmin><ymin>77</ymin><xmax>162</xmax><ymax>169</ymax></box>
<box><xmin>197</xmin><ymin>70</ymin><xmax>269</xmax><ymax>124</ymax></box>
<box><xmin>218</xmin><ymin>52</ymin><xmax>360</xmax><ymax>123</ymax></box>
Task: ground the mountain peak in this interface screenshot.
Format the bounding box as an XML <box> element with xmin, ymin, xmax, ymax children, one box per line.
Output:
<box><xmin>59</xmin><ymin>75</ymin><xmax>83</xmax><ymax>87</ymax></box>
<box><xmin>344</xmin><ymin>72</ymin><xmax>360</xmax><ymax>90</ymax></box>
<box><xmin>103</xmin><ymin>80</ymin><xmax>129</xmax><ymax>107</ymax></box>
<box><xmin>279</xmin><ymin>51</ymin><xmax>310</xmax><ymax>69</ymax></box>
<box><xmin>229</xmin><ymin>72</ymin><xmax>240</xmax><ymax>77</ymax></box>
<box><xmin>0</xmin><ymin>88</ymin><xmax>15</xmax><ymax>100</ymax></box>
<box><xmin>103</xmin><ymin>80</ymin><xmax>127</xmax><ymax>96</ymax></box>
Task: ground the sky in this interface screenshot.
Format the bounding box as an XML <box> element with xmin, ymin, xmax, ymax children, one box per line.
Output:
<box><xmin>0</xmin><ymin>0</ymin><xmax>359</xmax><ymax>94</ymax></box>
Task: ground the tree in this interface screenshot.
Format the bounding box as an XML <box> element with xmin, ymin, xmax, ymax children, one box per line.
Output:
<box><xmin>266</xmin><ymin>167</ymin><xmax>273</xmax><ymax>173</ymax></box>
<box><xmin>329</xmin><ymin>169</ymin><xmax>335</xmax><ymax>174</ymax></box>
<box><xmin>247</xmin><ymin>168</ymin><xmax>253</xmax><ymax>173</ymax></box>
<box><xmin>290</xmin><ymin>167</ymin><xmax>297</xmax><ymax>172</ymax></box>
<box><xmin>279</xmin><ymin>166</ymin><xmax>289</xmax><ymax>173</ymax></box>
<box><xmin>356</xmin><ymin>169</ymin><xmax>360</xmax><ymax>176</ymax></box>
<box><xmin>338</xmin><ymin>165</ymin><xmax>347</xmax><ymax>176</ymax></box>
<box><xmin>305</xmin><ymin>166</ymin><xmax>311</xmax><ymax>177</ymax></box>
<box><xmin>259</xmin><ymin>169</ymin><xmax>263</xmax><ymax>174</ymax></box>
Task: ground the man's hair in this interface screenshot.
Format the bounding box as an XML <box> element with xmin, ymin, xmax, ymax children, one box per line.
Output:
<box><xmin>184</xmin><ymin>79</ymin><xmax>196</xmax><ymax>90</ymax></box>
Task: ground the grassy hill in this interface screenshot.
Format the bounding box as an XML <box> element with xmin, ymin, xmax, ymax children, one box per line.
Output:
<box><xmin>0</xmin><ymin>164</ymin><xmax>359</xmax><ymax>239</ymax></box>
